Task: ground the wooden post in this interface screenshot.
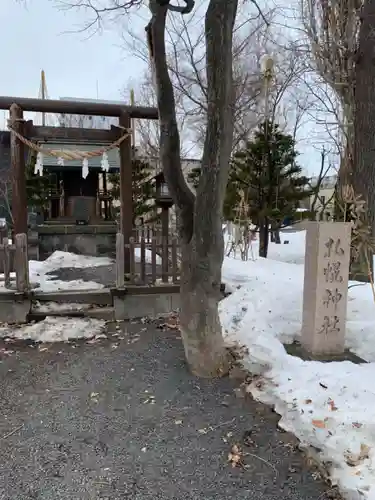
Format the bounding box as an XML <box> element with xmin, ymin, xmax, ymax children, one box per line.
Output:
<box><xmin>161</xmin><ymin>206</ymin><xmax>169</xmax><ymax>282</ymax></box>
<box><xmin>171</xmin><ymin>238</ymin><xmax>178</xmax><ymax>283</ymax></box>
<box><xmin>103</xmin><ymin>172</ymin><xmax>108</xmax><ymax>220</ymax></box>
<box><xmin>3</xmin><ymin>238</ymin><xmax>11</xmax><ymax>289</ymax></box>
<box><xmin>15</xmin><ymin>233</ymin><xmax>29</xmax><ymax>292</ymax></box>
<box><xmin>140</xmin><ymin>237</ymin><xmax>146</xmax><ymax>283</ymax></box>
<box><xmin>116</xmin><ymin>232</ymin><xmax>125</xmax><ymax>288</ymax></box>
<box><xmin>10</xmin><ymin>104</ymin><xmax>28</xmax><ymax>235</ymax></box>
<box><xmin>129</xmin><ymin>237</ymin><xmax>135</xmax><ymax>283</ymax></box>
<box><xmin>151</xmin><ymin>237</ymin><xmax>157</xmax><ymax>284</ymax></box>
<box><xmin>119</xmin><ymin>112</ymin><xmax>132</xmax><ymax>274</ymax></box>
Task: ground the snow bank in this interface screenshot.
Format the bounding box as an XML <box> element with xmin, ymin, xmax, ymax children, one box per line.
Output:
<box><xmin>0</xmin><ymin>317</ymin><xmax>105</xmax><ymax>343</ymax></box>
<box><xmin>220</xmin><ymin>228</ymin><xmax>375</xmax><ymax>499</ymax></box>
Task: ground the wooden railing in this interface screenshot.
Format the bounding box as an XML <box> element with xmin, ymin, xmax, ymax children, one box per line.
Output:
<box><xmin>116</xmin><ymin>233</ymin><xmax>180</xmax><ymax>287</ymax></box>
<box><xmin>0</xmin><ymin>233</ymin><xmax>29</xmax><ymax>292</ymax></box>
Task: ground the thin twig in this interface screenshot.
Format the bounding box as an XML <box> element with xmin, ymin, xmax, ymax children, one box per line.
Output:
<box><xmin>244</xmin><ymin>452</ymin><xmax>278</xmax><ymax>475</ymax></box>
<box><xmin>210</xmin><ymin>417</ymin><xmax>236</xmax><ymax>430</ymax></box>
<box><xmin>250</xmin><ymin>0</ymin><xmax>270</xmax><ymax>27</ymax></box>
<box><xmin>0</xmin><ymin>423</ymin><xmax>24</xmax><ymax>441</ymax></box>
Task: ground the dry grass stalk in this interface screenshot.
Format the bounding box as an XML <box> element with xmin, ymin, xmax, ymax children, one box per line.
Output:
<box><xmin>336</xmin><ymin>184</ymin><xmax>375</xmax><ymax>302</ymax></box>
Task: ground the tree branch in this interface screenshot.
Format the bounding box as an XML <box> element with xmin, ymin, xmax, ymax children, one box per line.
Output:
<box><xmin>147</xmin><ymin>0</ymin><xmax>195</xmax><ymax>242</ymax></box>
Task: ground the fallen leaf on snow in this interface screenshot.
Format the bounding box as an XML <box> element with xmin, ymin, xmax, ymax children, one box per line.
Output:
<box><xmin>328</xmin><ymin>400</ymin><xmax>338</xmax><ymax>411</ymax></box>
<box><xmin>312</xmin><ymin>419</ymin><xmax>326</xmax><ymax>429</ymax></box>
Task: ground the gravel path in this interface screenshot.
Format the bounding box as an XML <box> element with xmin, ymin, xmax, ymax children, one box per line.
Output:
<box><xmin>0</xmin><ymin>322</ymin><xmax>334</xmax><ymax>500</ymax></box>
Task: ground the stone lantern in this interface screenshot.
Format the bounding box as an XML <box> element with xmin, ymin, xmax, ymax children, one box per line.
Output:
<box><xmin>155</xmin><ymin>172</ymin><xmax>174</xmax><ymax>240</ymax></box>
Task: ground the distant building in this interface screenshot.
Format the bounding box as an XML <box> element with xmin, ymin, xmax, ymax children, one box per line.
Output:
<box><xmin>309</xmin><ymin>174</ymin><xmax>337</xmax><ymax>220</ymax></box>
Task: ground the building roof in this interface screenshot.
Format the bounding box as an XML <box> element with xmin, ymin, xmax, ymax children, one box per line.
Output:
<box><xmin>310</xmin><ymin>174</ymin><xmax>337</xmax><ymax>189</ymax></box>
<box><xmin>40</xmin><ymin>142</ymin><xmax>120</xmax><ymax>171</ymax></box>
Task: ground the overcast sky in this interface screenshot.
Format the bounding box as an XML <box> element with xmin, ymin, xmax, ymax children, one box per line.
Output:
<box><xmin>1</xmin><ymin>1</ymin><xmax>144</xmax><ymax>116</ymax></box>
<box><xmin>1</xmin><ymin>0</ymin><xmax>331</xmax><ymax>174</ymax></box>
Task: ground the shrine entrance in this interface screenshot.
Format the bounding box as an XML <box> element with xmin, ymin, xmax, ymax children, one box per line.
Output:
<box><xmin>0</xmin><ymin>95</ymin><xmax>158</xmax><ymax>276</ymax></box>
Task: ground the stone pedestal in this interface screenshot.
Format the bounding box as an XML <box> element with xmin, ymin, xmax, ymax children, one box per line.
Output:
<box><xmin>301</xmin><ymin>222</ymin><xmax>351</xmax><ymax>355</ymax></box>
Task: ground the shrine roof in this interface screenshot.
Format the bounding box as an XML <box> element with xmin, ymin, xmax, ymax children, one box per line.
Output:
<box><xmin>40</xmin><ymin>142</ymin><xmax>120</xmax><ymax>171</ymax></box>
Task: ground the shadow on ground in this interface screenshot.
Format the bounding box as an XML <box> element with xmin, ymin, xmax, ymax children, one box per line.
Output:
<box><xmin>0</xmin><ymin>322</ymin><xmax>334</xmax><ymax>500</ymax></box>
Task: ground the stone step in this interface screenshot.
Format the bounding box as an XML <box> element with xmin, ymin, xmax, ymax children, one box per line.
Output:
<box><xmin>29</xmin><ymin>306</ymin><xmax>115</xmax><ymax>322</ymax></box>
<box><xmin>30</xmin><ymin>288</ymin><xmax>113</xmax><ymax>306</ymax></box>
<box><xmin>85</xmin><ymin>306</ymin><xmax>115</xmax><ymax>321</ymax></box>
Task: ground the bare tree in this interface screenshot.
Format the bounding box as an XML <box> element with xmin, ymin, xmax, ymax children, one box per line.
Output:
<box><xmin>124</xmin><ymin>1</ymin><xmax>270</xmax><ymax>153</ymax></box>
<box><xmin>309</xmin><ymin>146</ymin><xmax>335</xmax><ymax>217</ymax></box>
<box><xmin>149</xmin><ymin>0</ymin><xmax>238</xmax><ymax>376</ymax></box>
<box><xmin>353</xmin><ymin>0</ymin><xmax>375</xmax><ymax>236</ymax></box>
<box><xmin>124</xmin><ymin>70</ymin><xmax>193</xmax><ymax>158</ymax></box>
<box><xmin>59</xmin><ymin>0</ymin><xmax>239</xmax><ymax>377</ymax></box>
<box><xmin>300</xmin><ymin>0</ymin><xmax>361</xmax><ymax>193</ymax></box>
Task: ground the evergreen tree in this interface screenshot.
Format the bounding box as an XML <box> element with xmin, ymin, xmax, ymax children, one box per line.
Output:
<box><xmin>228</xmin><ymin>120</ymin><xmax>312</xmax><ymax>257</ymax></box>
<box><xmin>187</xmin><ymin>121</ymin><xmax>312</xmax><ymax>257</ymax></box>
<box><xmin>108</xmin><ymin>157</ymin><xmax>156</xmax><ymax>224</ymax></box>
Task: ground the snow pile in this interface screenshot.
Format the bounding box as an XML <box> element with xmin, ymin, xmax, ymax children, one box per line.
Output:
<box><xmin>0</xmin><ymin>317</ymin><xmax>105</xmax><ymax>343</ymax></box>
<box><xmin>1</xmin><ymin>249</ymin><xmax>161</xmax><ymax>293</ymax></box>
<box><xmin>32</xmin><ymin>301</ymin><xmax>93</xmax><ymax>313</ymax></box>
<box><xmin>27</xmin><ymin>251</ymin><xmax>111</xmax><ymax>292</ymax></box>
<box><xmin>220</xmin><ymin>229</ymin><xmax>375</xmax><ymax>499</ymax></box>
<box><xmin>38</xmin><ymin>251</ymin><xmax>112</xmax><ymax>270</ymax></box>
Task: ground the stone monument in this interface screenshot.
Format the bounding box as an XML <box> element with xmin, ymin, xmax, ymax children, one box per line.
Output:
<box><xmin>301</xmin><ymin>222</ymin><xmax>351</xmax><ymax>355</ymax></box>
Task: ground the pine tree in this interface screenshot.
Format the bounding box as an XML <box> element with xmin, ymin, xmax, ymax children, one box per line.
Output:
<box><xmin>228</xmin><ymin>120</ymin><xmax>312</xmax><ymax>257</ymax></box>
<box><xmin>108</xmin><ymin>157</ymin><xmax>156</xmax><ymax>224</ymax></box>
<box><xmin>188</xmin><ymin>121</ymin><xmax>312</xmax><ymax>257</ymax></box>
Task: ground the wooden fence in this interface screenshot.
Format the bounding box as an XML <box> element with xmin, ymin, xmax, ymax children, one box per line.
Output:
<box><xmin>0</xmin><ymin>233</ymin><xmax>29</xmax><ymax>292</ymax></box>
<box><xmin>116</xmin><ymin>233</ymin><xmax>180</xmax><ymax>287</ymax></box>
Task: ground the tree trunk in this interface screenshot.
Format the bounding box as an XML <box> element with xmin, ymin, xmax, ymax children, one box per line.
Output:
<box><xmin>274</xmin><ymin>228</ymin><xmax>281</xmax><ymax>244</ymax></box>
<box><xmin>259</xmin><ymin>220</ymin><xmax>269</xmax><ymax>257</ymax></box>
<box><xmin>352</xmin><ymin>0</ymin><xmax>375</xmax><ymax>282</ymax></box>
<box><xmin>149</xmin><ymin>0</ymin><xmax>238</xmax><ymax>377</ymax></box>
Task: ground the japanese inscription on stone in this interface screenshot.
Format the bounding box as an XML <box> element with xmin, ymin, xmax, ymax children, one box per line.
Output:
<box><xmin>301</xmin><ymin>222</ymin><xmax>351</xmax><ymax>355</ymax></box>
<box><xmin>319</xmin><ymin>237</ymin><xmax>344</xmax><ymax>337</ymax></box>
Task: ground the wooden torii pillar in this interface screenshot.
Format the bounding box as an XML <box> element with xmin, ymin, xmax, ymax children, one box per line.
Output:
<box><xmin>118</xmin><ymin>112</ymin><xmax>133</xmax><ymax>274</ymax></box>
<box><xmin>9</xmin><ymin>103</ymin><xmax>28</xmax><ymax>236</ymax></box>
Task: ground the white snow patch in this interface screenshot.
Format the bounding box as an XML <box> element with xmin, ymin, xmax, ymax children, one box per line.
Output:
<box><xmin>1</xmin><ymin>249</ymin><xmax>162</xmax><ymax>292</ymax></box>
<box><xmin>220</xmin><ymin>228</ymin><xmax>375</xmax><ymax>499</ymax></box>
<box><xmin>0</xmin><ymin>251</ymin><xmax>112</xmax><ymax>292</ymax></box>
<box><xmin>134</xmin><ymin>247</ymin><xmax>162</xmax><ymax>265</ymax></box>
<box><xmin>37</xmin><ymin>251</ymin><xmax>113</xmax><ymax>271</ymax></box>
<box><xmin>32</xmin><ymin>301</ymin><xmax>93</xmax><ymax>313</ymax></box>
<box><xmin>0</xmin><ymin>317</ymin><xmax>105</xmax><ymax>343</ymax></box>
